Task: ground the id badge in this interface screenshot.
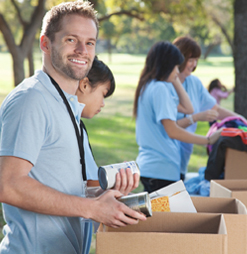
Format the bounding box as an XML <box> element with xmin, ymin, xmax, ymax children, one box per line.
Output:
<box><xmin>84</xmin><ymin>180</ymin><xmax>102</xmax><ymax>197</ymax></box>
<box><xmin>83</xmin><ymin>180</ymin><xmax>88</xmax><ymax>197</ymax></box>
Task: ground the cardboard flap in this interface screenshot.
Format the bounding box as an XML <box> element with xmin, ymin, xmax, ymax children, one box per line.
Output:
<box><xmin>150</xmin><ymin>180</ymin><xmax>197</xmax><ymax>213</ymax></box>
<box><xmin>96</xmin><ymin>213</ymin><xmax>227</xmax><ymax>254</ymax></box>
<box><xmin>236</xmin><ymin>199</ymin><xmax>247</xmax><ymax>214</ymax></box>
<box><xmin>218</xmin><ymin>214</ymin><xmax>227</xmax><ymax>235</ymax></box>
<box><xmin>99</xmin><ymin>212</ymin><xmax>226</xmax><ymax>234</ymax></box>
<box><xmin>212</xmin><ymin>180</ymin><xmax>247</xmax><ymax>190</ymax></box>
<box><xmin>210</xmin><ymin>180</ymin><xmax>232</xmax><ymax>198</ymax></box>
<box><xmin>192</xmin><ymin>196</ymin><xmax>242</xmax><ymax>214</ymax></box>
<box><xmin>169</xmin><ymin>190</ymin><xmax>197</xmax><ymax>213</ymax></box>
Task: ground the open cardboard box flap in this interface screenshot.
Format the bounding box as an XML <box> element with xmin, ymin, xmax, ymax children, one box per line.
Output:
<box><xmin>99</xmin><ymin>212</ymin><xmax>226</xmax><ymax>234</ymax></box>
<box><xmin>97</xmin><ymin>212</ymin><xmax>227</xmax><ymax>254</ymax></box>
<box><xmin>192</xmin><ymin>196</ymin><xmax>247</xmax><ymax>214</ymax></box>
<box><xmin>210</xmin><ymin>179</ymin><xmax>247</xmax><ymax>211</ymax></box>
<box><xmin>191</xmin><ymin>196</ymin><xmax>247</xmax><ymax>254</ymax></box>
<box><xmin>149</xmin><ymin>180</ymin><xmax>197</xmax><ymax>213</ymax></box>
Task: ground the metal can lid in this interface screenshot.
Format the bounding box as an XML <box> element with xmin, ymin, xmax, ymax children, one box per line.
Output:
<box><xmin>98</xmin><ymin>167</ymin><xmax>108</xmax><ymax>190</ymax></box>
<box><xmin>118</xmin><ymin>192</ymin><xmax>153</xmax><ymax>217</ymax></box>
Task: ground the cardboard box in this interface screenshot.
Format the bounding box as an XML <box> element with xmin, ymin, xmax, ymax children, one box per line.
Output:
<box><xmin>225</xmin><ymin>148</ymin><xmax>247</xmax><ymax>179</ymax></box>
<box><xmin>210</xmin><ymin>180</ymin><xmax>247</xmax><ymax>209</ymax></box>
<box><xmin>150</xmin><ymin>180</ymin><xmax>197</xmax><ymax>213</ymax></box>
<box><xmin>96</xmin><ymin>212</ymin><xmax>227</xmax><ymax>254</ymax></box>
<box><xmin>192</xmin><ymin>196</ymin><xmax>247</xmax><ymax>254</ymax></box>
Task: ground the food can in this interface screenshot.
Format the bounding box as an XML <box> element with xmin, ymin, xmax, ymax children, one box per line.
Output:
<box><xmin>118</xmin><ymin>192</ymin><xmax>152</xmax><ymax>217</ymax></box>
<box><xmin>98</xmin><ymin>161</ymin><xmax>140</xmax><ymax>190</ymax></box>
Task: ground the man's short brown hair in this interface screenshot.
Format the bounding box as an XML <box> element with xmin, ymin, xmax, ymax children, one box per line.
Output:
<box><xmin>41</xmin><ymin>0</ymin><xmax>99</xmax><ymax>42</ymax></box>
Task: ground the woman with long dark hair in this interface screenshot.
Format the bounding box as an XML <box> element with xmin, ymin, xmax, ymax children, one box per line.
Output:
<box><xmin>133</xmin><ymin>41</ymin><xmax>221</xmax><ymax>193</ymax></box>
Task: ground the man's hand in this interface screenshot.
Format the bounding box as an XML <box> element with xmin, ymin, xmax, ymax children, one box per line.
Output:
<box><xmin>86</xmin><ymin>166</ymin><xmax>140</xmax><ymax>197</ymax></box>
<box><xmin>113</xmin><ymin>167</ymin><xmax>140</xmax><ymax>196</ymax></box>
<box><xmin>88</xmin><ymin>189</ymin><xmax>147</xmax><ymax>228</ymax></box>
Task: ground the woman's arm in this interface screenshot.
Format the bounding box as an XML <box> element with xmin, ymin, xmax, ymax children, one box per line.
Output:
<box><xmin>177</xmin><ymin>109</ymin><xmax>219</xmax><ymax>128</ymax></box>
<box><xmin>162</xmin><ymin>119</ymin><xmax>221</xmax><ymax>145</ymax></box>
<box><xmin>215</xmin><ymin>89</ymin><xmax>230</xmax><ymax>99</ymax></box>
<box><xmin>177</xmin><ymin>103</ymin><xmax>243</xmax><ymax>129</ymax></box>
<box><xmin>172</xmin><ymin>77</ymin><xmax>194</xmax><ymax>114</ymax></box>
<box><xmin>212</xmin><ymin>104</ymin><xmax>239</xmax><ymax>120</ymax></box>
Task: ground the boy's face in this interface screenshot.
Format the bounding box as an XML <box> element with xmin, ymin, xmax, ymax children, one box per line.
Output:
<box><xmin>77</xmin><ymin>80</ymin><xmax>110</xmax><ymax>119</ymax></box>
<box><xmin>50</xmin><ymin>15</ymin><xmax>97</xmax><ymax>81</ymax></box>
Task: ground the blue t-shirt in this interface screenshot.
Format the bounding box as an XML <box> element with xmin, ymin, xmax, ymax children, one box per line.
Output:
<box><xmin>177</xmin><ymin>75</ymin><xmax>216</xmax><ymax>175</ymax></box>
<box><xmin>136</xmin><ymin>80</ymin><xmax>181</xmax><ymax>181</ymax></box>
<box><xmin>0</xmin><ymin>70</ymin><xmax>91</xmax><ymax>254</ymax></box>
<box><xmin>83</xmin><ymin>129</ymin><xmax>98</xmax><ymax>180</ymax></box>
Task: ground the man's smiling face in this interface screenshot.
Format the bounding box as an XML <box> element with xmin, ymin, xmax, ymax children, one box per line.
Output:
<box><xmin>50</xmin><ymin>15</ymin><xmax>97</xmax><ymax>81</ymax></box>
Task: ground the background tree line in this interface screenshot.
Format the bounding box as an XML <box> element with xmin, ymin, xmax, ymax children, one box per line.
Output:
<box><xmin>0</xmin><ymin>0</ymin><xmax>247</xmax><ymax>117</ymax></box>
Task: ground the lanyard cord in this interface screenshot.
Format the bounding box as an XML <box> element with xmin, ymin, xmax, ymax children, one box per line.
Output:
<box><xmin>48</xmin><ymin>75</ymin><xmax>87</xmax><ymax>181</ymax></box>
<box><xmin>80</xmin><ymin>120</ymin><xmax>95</xmax><ymax>160</ymax></box>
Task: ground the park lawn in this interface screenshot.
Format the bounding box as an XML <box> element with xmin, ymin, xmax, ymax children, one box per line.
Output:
<box><xmin>86</xmin><ymin>53</ymin><xmax>234</xmax><ymax>174</ymax></box>
<box><xmin>0</xmin><ymin>52</ymin><xmax>235</xmax><ymax>247</ymax></box>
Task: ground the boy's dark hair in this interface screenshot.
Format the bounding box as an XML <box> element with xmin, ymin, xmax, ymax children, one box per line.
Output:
<box><xmin>87</xmin><ymin>57</ymin><xmax>115</xmax><ymax>97</ymax></box>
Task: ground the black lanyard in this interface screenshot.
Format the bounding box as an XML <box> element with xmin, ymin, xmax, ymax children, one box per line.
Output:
<box><xmin>80</xmin><ymin>120</ymin><xmax>94</xmax><ymax>160</ymax></box>
<box><xmin>49</xmin><ymin>75</ymin><xmax>87</xmax><ymax>181</ymax></box>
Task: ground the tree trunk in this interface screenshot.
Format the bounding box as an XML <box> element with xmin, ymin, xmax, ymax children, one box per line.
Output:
<box><xmin>204</xmin><ymin>43</ymin><xmax>218</xmax><ymax>59</ymax></box>
<box><xmin>12</xmin><ymin>47</ymin><xmax>25</xmax><ymax>86</ymax></box>
<box><xmin>28</xmin><ymin>46</ymin><xmax>34</xmax><ymax>77</ymax></box>
<box><xmin>233</xmin><ymin>0</ymin><xmax>247</xmax><ymax>117</ymax></box>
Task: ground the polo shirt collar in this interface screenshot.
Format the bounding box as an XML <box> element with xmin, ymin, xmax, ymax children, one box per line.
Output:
<box><xmin>35</xmin><ymin>70</ymin><xmax>84</xmax><ymax>123</ymax></box>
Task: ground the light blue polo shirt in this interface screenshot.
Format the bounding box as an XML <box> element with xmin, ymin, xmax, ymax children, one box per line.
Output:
<box><xmin>177</xmin><ymin>75</ymin><xmax>216</xmax><ymax>175</ymax></box>
<box><xmin>136</xmin><ymin>80</ymin><xmax>181</xmax><ymax>181</ymax></box>
<box><xmin>0</xmin><ymin>70</ymin><xmax>90</xmax><ymax>254</ymax></box>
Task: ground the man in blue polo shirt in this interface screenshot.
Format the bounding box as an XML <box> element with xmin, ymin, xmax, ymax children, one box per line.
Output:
<box><xmin>0</xmin><ymin>1</ymin><xmax>146</xmax><ymax>254</ymax></box>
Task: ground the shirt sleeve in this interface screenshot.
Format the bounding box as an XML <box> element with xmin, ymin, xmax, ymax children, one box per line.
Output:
<box><xmin>198</xmin><ymin>80</ymin><xmax>216</xmax><ymax>111</ymax></box>
<box><xmin>0</xmin><ymin>89</ymin><xmax>49</xmax><ymax>165</ymax></box>
<box><xmin>151</xmin><ymin>82</ymin><xmax>178</xmax><ymax>123</ymax></box>
<box><xmin>212</xmin><ymin>88</ymin><xmax>229</xmax><ymax>99</ymax></box>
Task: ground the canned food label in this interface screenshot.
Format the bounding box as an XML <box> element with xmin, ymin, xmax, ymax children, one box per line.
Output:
<box><xmin>98</xmin><ymin>161</ymin><xmax>140</xmax><ymax>190</ymax></box>
<box><xmin>103</xmin><ymin>161</ymin><xmax>139</xmax><ymax>174</ymax></box>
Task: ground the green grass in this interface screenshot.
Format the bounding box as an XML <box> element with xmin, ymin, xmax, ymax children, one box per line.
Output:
<box><xmin>0</xmin><ymin>52</ymin><xmax>235</xmax><ymax>251</ymax></box>
<box><xmin>87</xmin><ymin>53</ymin><xmax>235</xmax><ymax>174</ymax></box>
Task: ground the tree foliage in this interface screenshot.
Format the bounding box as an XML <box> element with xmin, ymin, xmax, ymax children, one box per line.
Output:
<box><xmin>0</xmin><ymin>0</ymin><xmax>46</xmax><ymax>86</ymax></box>
<box><xmin>1</xmin><ymin>0</ymin><xmax>246</xmax><ymax>117</ymax></box>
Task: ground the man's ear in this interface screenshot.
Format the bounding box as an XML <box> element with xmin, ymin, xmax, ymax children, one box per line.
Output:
<box><xmin>40</xmin><ymin>35</ymin><xmax>50</xmax><ymax>53</ymax></box>
<box><xmin>78</xmin><ymin>77</ymin><xmax>90</xmax><ymax>93</ymax></box>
